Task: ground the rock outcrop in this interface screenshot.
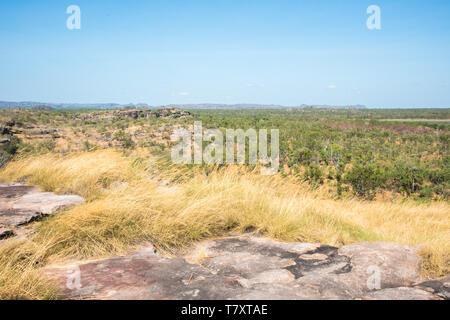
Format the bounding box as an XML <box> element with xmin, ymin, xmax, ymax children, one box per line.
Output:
<box><xmin>1</xmin><ymin>183</ymin><xmax>446</xmax><ymax>300</ymax></box>
<box><xmin>0</xmin><ymin>227</ymin><xmax>13</xmax><ymax>240</ymax></box>
<box><xmin>44</xmin><ymin>236</ymin><xmax>447</xmax><ymax>300</ymax></box>
<box><xmin>0</xmin><ymin>183</ymin><xmax>85</xmax><ymax>240</ymax></box>
<box><xmin>411</xmin><ymin>277</ymin><xmax>450</xmax><ymax>300</ymax></box>
<box><xmin>76</xmin><ymin>108</ymin><xmax>192</xmax><ymax>121</ymax></box>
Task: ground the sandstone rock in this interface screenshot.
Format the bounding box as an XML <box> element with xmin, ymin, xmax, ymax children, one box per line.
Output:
<box><xmin>238</xmin><ymin>269</ymin><xmax>296</xmax><ymax>288</ymax></box>
<box><xmin>0</xmin><ymin>183</ymin><xmax>40</xmax><ymax>198</ymax></box>
<box><xmin>12</xmin><ymin>192</ymin><xmax>85</xmax><ymax>215</ymax></box>
<box><xmin>76</xmin><ymin>108</ymin><xmax>192</xmax><ymax>122</ymax></box>
<box><xmin>363</xmin><ymin>287</ymin><xmax>442</xmax><ymax>300</ymax></box>
<box><xmin>43</xmin><ymin>236</ymin><xmax>442</xmax><ymax>300</ymax></box>
<box><xmin>0</xmin><ymin>183</ymin><xmax>85</xmax><ymax>240</ymax></box>
<box><xmin>299</xmin><ymin>253</ymin><xmax>328</xmax><ymax>260</ymax></box>
<box><xmin>45</xmin><ymin>245</ymin><xmax>225</xmax><ymax>300</ymax></box>
<box><xmin>0</xmin><ymin>227</ymin><xmax>14</xmax><ymax>240</ymax></box>
<box><xmin>0</xmin><ymin>208</ymin><xmax>40</xmax><ymax>226</ymax></box>
<box><xmin>412</xmin><ymin>277</ymin><xmax>450</xmax><ymax>300</ymax></box>
<box><xmin>337</xmin><ymin>242</ymin><xmax>422</xmax><ymax>294</ymax></box>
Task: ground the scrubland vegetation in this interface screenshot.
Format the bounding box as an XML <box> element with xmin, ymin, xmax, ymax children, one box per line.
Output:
<box><xmin>194</xmin><ymin>108</ymin><xmax>449</xmax><ymax>201</ymax></box>
<box><xmin>2</xmin><ymin>107</ymin><xmax>447</xmax><ymax>200</ymax></box>
<box><xmin>0</xmin><ymin>107</ymin><xmax>448</xmax><ymax>299</ymax></box>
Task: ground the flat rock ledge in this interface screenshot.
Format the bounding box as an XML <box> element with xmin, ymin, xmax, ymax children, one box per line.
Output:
<box><xmin>44</xmin><ymin>236</ymin><xmax>449</xmax><ymax>300</ymax></box>
<box><xmin>0</xmin><ymin>183</ymin><xmax>85</xmax><ymax>240</ymax></box>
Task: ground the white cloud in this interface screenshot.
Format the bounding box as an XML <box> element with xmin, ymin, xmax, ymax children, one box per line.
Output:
<box><xmin>178</xmin><ymin>92</ymin><xmax>189</xmax><ymax>96</ymax></box>
<box><xmin>327</xmin><ymin>84</ymin><xmax>337</xmax><ymax>89</ymax></box>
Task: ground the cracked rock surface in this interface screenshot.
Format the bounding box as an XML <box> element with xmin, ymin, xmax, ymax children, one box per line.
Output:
<box><xmin>0</xmin><ymin>183</ymin><xmax>85</xmax><ymax>240</ymax></box>
<box><xmin>44</xmin><ymin>236</ymin><xmax>447</xmax><ymax>300</ymax></box>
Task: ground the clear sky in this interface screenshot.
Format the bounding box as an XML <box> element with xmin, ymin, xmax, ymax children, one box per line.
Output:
<box><xmin>1</xmin><ymin>0</ymin><xmax>449</xmax><ymax>107</ymax></box>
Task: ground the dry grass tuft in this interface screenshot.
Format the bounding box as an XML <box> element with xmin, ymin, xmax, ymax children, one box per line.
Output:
<box><xmin>0</xmin><ymin>239</ymin><xmax>59</xmax><ymax>300</ymax></box>
<box><xmin>0</xmin><ymin>150</ymin><xmax>142</xmax><ymax>200</ymax></box>
<box><xmin>0</xmin><ymin>150</ymin><xmax>448</xmax><ymax>299</ymax></box>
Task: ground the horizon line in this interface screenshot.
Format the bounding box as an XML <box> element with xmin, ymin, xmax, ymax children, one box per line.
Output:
<box><xmin>0</xmin><ymin>100</ymin><xmax>449</xmax><ymax>110</ymax></box>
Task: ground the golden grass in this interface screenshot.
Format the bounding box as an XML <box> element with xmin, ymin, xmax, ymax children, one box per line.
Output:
<box><xmin>0</xmin><ymin>150</ymin><xmax>448</xmax><ymax>299</ymax></box>
<box><xmin>0</xmin><ymin>150</ymin><xmax>142</xmax><ymax>200</ymax></box>
<box><xmin>0</xmin><ymin>239</ymin><xmax>59</xmax><ymax>300</ymax></box>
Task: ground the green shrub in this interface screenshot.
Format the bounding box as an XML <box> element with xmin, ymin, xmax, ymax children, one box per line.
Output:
<box><xmin>344</xmin><ymin>164</ymin><xmax>386</xmax><ymax>199</ymax></box>
<box><xmin>114</xmin><ymin>130</ymin><xmax>135</xmax><ymax>149</ymax></box>
<box><xmin>0</xmin><ymin>135</ymin><xmax>21</xmax><ymax>167</ymax></box>
<box><xmin>296</xmin><ymin>147</ymin><xmax>313</xmax><ymax>164</ymax></box>
<box><xmin>390</xmin><ymin>161</ymin><xmax>425</xmax><ymax>196</ymax></box>
<box><xmin>303</xmin><ymin>164</ymin><xmax>324</xmax><ymax>185</ymax></box>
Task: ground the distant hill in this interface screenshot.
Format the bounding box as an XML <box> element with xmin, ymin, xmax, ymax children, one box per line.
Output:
<box><xmin>0</xmin><ymin>101</ymin><xmax>367</xmax><ymax>110</ymax></box>
<box><xmin>161</xmin><ymin>104</ymin><xmax>368</xmax><ymax>110</ymax></box>
<box><xmin>31</xmin><ymin>105</ymin><xmax>55</xmax><ymax>111</ymax></box>
<box><xmin>0</xmin><ymin>101</ymin><xmax>130</xmax><ymax>110</ymax></box>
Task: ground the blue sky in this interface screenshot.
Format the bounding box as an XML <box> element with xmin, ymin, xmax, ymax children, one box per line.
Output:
<box><xmin>0</xmin><ymin>0</ymin><xmax>449</xmax><ymax>107</ymax></box>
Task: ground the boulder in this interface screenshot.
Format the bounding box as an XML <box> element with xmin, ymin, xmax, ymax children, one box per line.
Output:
<box><xmin>43</xmin><ymin>236</ymin><xmax>443</xmax><ymax>300</ymax></box>
<box><xmin>0</xmin><ymin>183</ymin><xmax>85</xmax><ymax>239</ymax></box>
<box><xmin>12</xmin><ymin>192</ymin><xmax>85</xmax><ymax>215</ymax></box>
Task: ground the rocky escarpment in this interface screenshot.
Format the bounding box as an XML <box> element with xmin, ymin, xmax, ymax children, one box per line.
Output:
<box><xmin>45</xmin><ymin>236</ymin><xmax>449</xmax><ymax>300</ymax></box>
<box><xmin>0</xmin><ymin>183</ymin><xmax>85</xmax><ymax>240</ymax></box>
